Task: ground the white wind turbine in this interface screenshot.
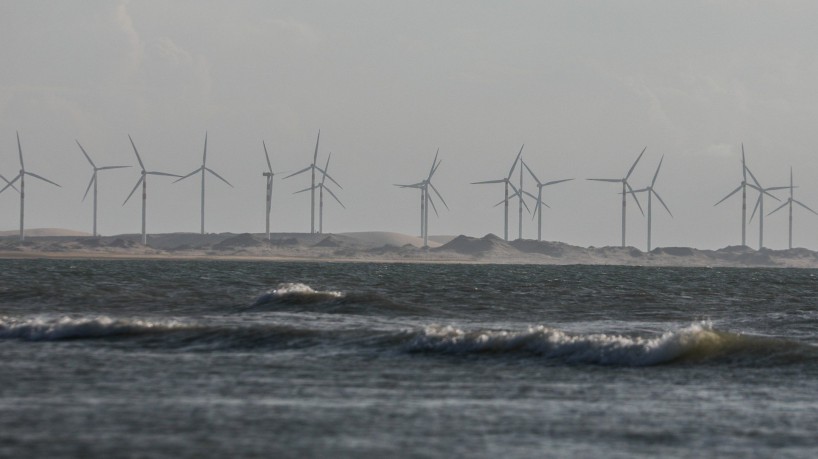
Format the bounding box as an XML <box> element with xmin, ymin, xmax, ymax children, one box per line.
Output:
<box><xmin>767</xmin><ymin>168</ymin><xmax>818</xmax><ymax>250</ymax></box>
<box><xmin>76</xmin><ymin>140</ymin><xmax>129</xmax><ymax>237</ymax></box>
<box><xmin>587</xmin><ymin>147</ymin><xmax>645</xmax><ymax>247</ymax></box>
<box><xmin>174</xmin><ymin>133</ymin><xmax>233</xmax><ymax>235</ymax></box>
<box><xmin>626</xmin><ymin>156</ymin><xmax>672</xmax><ymax>252</ymax></box>
<box><xmin>521</xmin><ymin>161</ymin><xmax>573</xmax><ymax>242</ymax></box>
<box><xmin>0</xmin><ymin>132</ymin><xmax>61</xmax><ymax>241</ymax></box>
<box><xmin>261</xmin><ymin>141</ymin><xmax>279</xmax><ymax>240</ymax></box>
<box><xmin>395</xmin><ymin>150</ymin><xmax>448</xmax><ymax>248</ymax></box>
<box><xmin>122</xmin><ymin>135</ymin><xmax>180</xmax><ymax>245</ymax></box>
<box><xmin>472</xmin><ymin>145</ymin><xmax>524</xmax><ymax>241</ymax></box>
<box><xmin>285</xmin><ymin>131</ymin><xmax>338</xmax><ymax>234</ymax></box>
<box><xmin>294</xmin><ymin>153</ymin><xmax>344</xmax><ymax>234</ymax></box>
<box><xmin>714</xmin><ymin>144</ymin><xmax>752</xmax><ymax>246</ymax></box>
<box><xmin>746</xmin><ymin>167</ymin><xmax>786</xmax><ymax>250</ymax></box>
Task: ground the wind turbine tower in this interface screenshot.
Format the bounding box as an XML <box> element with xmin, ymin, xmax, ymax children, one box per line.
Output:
<box><xmin>521</xmin><ymin>161</ymin><xmax>572</xmax><ymax>242</ymax></box>
<box><xmin>76</xmin><ymin>140</ymin><xmax>129</xmax><ymax>237</ymax></box>
<box><xmin>123</xmin><ymin>135</ymin><xmax>180</xmax><ymax>245</ymax></box>
<box><xmin>395</xmin><ymin>150</ymin><xmax>448</xmax><ymax>248</ymax></box>
<box><xmin>472</xmin><ymin>145</ymin><xmax>524</xmax><ymax>241</ymax></box>
<box><xmin>294</xmin><ymin>152</ymin><xmax>344</xmax><ymax>234</ymax></box>
<box><xmin>587</xmin><ymin>147</ymin><xmax>646</xmax><ymax>247</ymax></box>
<box><xmin>261</xmin><ymin>141</ymin><xmax>277</xmax><ymax>240</ymax></box>
<box><xmin>0</xmin><ymin>132</ymin><xmax>61</xmax><ymax>241</ymax></box>
<box><xmin>285</xmin><ymin>131</ymin><xmax>335</xmax><ymax>234</ymax></box>
<box><xmin>627</xmin><ymin>156</ymin><xmax>672</xmax><ymax>251</ymax></box>
<box><xmin>746</xmin><ymin>168</ymin><xmax>786</xmax><ymax>250</ymax></box>
<box><xmin>767</xmin><ymin>168</ymin><xmax>818</xmax><ymax>250</ymax></box>
<box><xmin>175</xmin><ymin>132</ymin><xmax>233</xmax><ymax>234</ymax></box>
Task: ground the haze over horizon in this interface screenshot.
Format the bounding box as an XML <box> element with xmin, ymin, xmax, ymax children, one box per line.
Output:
<box><xmin>3</xmin><ymin>1</ymin><xmax>818</xmax><ymax>250</ymax></box>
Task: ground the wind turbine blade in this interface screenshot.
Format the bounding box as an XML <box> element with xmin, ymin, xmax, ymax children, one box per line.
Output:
<box><xmin>321</xmin><ymin>153</ymin><xmax>331</xmax><ymax>186</ymax></box>
<box><xmin>123</xmin><ymin>176</ymin><xmax>144</xmax><ymax>205</ymax></box>
<box><xmin>745</xmin><ymin>166</ymin><xmax>761</xmax><ymax>188</ymax></box>
<box><xmin>76</xmin><ymin>140</ymin><xmax>96</xmax><ymax>168</ymax></box>
<box><xmin>314</xmin><ymin>166</ymin><xmax>342</xmax><ymax>189</ymax></box>
<box><xmin>205</xmin><ymin>167</ymin><xmax>234</xmax><ymax>187</ymax></box>
<box><xmin>651</xmin><ymin>155</ymin><xmax>664</xmax><ymax>187</ymax></box>
<box><xmin>761</xmin><ymin>188</ymin><xmax>782</xmax><ymax>201</ymax></box>
<box><xmin>522</xmin><ymin>161</ymin><xmax>541</xmax><ymax>185</ymax></box>
<box><xmin>173</xmin><ymin>168</ymin><xmax>201</xmax><ymax>183</ymax></box>
<box><xmin>741</xmin><ymin>143</ymin><xmax>747</xmax><ymax>182</ymax></box>
<box><xmin>293</xmin><ymin>185</ymin><xmax>316</xmax><ymax>194</ymax></box>
<box><xmin>767</xmin><ymin>200</ymin><xmax>788</xmax><ymax>216</ymax></box>
<box><xmin>749</xmin><ymin>195</ymin><xmax>762</xmax><ymax>222</ymax></box>
<box><xmin>284</xmin><ymin>165</ymin><xmax>312</xmax><ymax>179</ymax></box>
<box><xmin>427</xmin><ymin>149</ymin><xmax>439</xmax><ymax>180</ymax></box>
<box><xmin>202</xmin><ymin>131</ymin><xmax>208</xmax><ymax>166</ymax></box>
<box><xmin>97</xmin><ymin>165</ymin><xmax>131</xmax><ymax>171</ymax></box>
<box><xmin>507</xmin><ymin>144</ymin><xmax>524</xmax><ymax>179</ymax></box>
<box><xmin>324</xmin><ymin>185</ymin><xmax>345</xmax><ymax>209</ymax></box>
<box><xmin>543</xmin><ymin>178</ymin><xmax>573</xmax><ymax>187</ymax></box>
<box><xmin>508</xmin><ymin>181</ymin><xmax>520</xmax><ymax>195</ymax></box>
<box><xmin>430</xmin><ymin>158</ymin><xmax>442</xmax><ymax>180</ymax></box>
<box><xmin>428</xmin><ymin>182</ymin><xmax>448</xmax><ymax>210</ymax></box>
<box><xmin>128</xmin><ymin>135</ymin><xmax>145</xmax><ymax>170</ymax></box>
<box><xmin>263</xmin><ymin>141</ymin><xmax>273</xmax><ymax>173</ymax></box>
<box><xmin>0</xmin><ymin>174</ymin><xmax>21</xmax><ymax>195</ymax></box>
<box><xmin>395</xmin><ymin>182</ymin><xmax>424</xmax><ymax>188</ymax></box>
<box><xmin>25</xmin><ymin>171</ymin><xmax>61</xmax><ymax>187</ymax></box>
<box><xmin>472</xmin><ymin>179</ymin><xmax>506</xmax><ymax>185</ymax></box>
<box><xmin>653</xmin><ymin>190</ymin><xmax>673</xmax><ymax>217</ymax></box>
<box><xmin>313</xmin><ymin>130</ymin><xmax>320</xmax><ymax>164</ymax></box>
<box><xmin>794</xmin><ymin>199</ymin><xmax>818</xmax><ymax>216</ymax></box>
<box><xmin>714</xmin><ymin>185</ymin><xmax>742</xmax><ymax>206</ymax></box>
<box><xmin>428</xmin><ymin>193</ymin><xmax>440</xmax><ymax>217</ymax></box>
<box><xmin>492</xmin><ymin>196</ymin><xmax>508</xmax><ymax>208</ymax></box>
<box><xmin>0</xmin><ymin>173</ymin><xmax>20</xmax><ymax>193</ymax></box>
<box><xmin>522</xmin><ymin>190</ymin><xmax>538</xmax><ymax>200</ymax></box>
<box><xmin>147</xmin><ymin>171</ymin><xmax>182</xmax><ymax>178</ymax></box>
<box><xmin>587</xmin><ymin>178</ymin><xmax>621</xmax><ymax>183</ymax></box>
<box><xmin>626</xmin><ymin>182</ymin><xmax>644</xmax><ymax>215</ymax></box>
<box><xmin>520</xmin><ymin>195</ymin><xmax>532</xmax><ymax>214</ymax></box>
<box><xmin>625</xmin><ymin>146</ymin><xmax>647</xmax><ymax>180</ymax></box>
<box><xmin>17</xmin><ymin>131</ymin><xmax>24</xmax><ymax>170</ymax></box>
<box><xmin>82</xmin><ymin>174</ymin><xmax>95</xmax><ymax>202</ymax></box>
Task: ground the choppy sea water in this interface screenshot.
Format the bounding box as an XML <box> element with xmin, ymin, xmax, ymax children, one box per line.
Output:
<box><xmin>1</xmin><ymin>259</ymin><xmax>817</xmax><ymax>458</ymax></box>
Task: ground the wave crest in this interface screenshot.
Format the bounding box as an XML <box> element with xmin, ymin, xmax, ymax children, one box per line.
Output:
<box><xmin>406</xmin><ymin>322</ymin><xmax>743</xmax><ymax>365</ymax></box>
<box><xmin>253</xmin><ymin>283</ymin><xmax>344</xmax><ymax>305</ymax></box>
<box><xmin>0</xmin><ymin>316</ymin><xmax>184</xmax><ymax>341</ymax></box>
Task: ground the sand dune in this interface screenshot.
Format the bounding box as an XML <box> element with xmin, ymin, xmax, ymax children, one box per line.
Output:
<box><xmin>2</xmin><ymin>230</ymin><xmax>818</xmax><ymax>267</ymax></box>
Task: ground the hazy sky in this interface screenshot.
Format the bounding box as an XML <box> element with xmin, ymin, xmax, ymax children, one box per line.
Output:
<box><xmin>3</xmin><ymin>1</ymin><xmax>818</xmax><ymax>249</ymax></box>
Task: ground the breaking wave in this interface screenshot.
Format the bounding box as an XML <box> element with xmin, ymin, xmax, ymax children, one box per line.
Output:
<box><xmin>0</xmin><ymin>315</ymin><xmax>186</xmax><ymax>341</ymax></box>
<box><xmin>252</xmin><ymin>283</ymin><xmax>345</xmax><ymax>305</ymax></box>
<box><xmin>1</xmin><ymin>316</ymin><xmax>814</xmax><ymax>366</ymax></box>
<box><xmin>405</xmin><ymin>322</ymin><xmax>817</xmax><ymax>366</ymax></box>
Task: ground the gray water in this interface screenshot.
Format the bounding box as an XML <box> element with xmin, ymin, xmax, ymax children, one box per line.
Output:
<box><xmin>1</xmin><ymin>260</ymin><xmax>817</xmax><ymax>458</ymax></box>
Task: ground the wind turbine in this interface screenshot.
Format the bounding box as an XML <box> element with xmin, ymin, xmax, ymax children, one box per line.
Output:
<box><xmin>472</xmin><ymin>145</ymin><xmax>524</xmax><ymax>241</ymax></box>
<box><xmin>626</xmin><ymin>156</ymin><xmax>672</xmax><ymax>252</ymax></box>
<box><xmin>395</xmin><ymin>150</ymin><xmax>448</xmax><ymax>248</ymax></box>
<box><xmin>261</xmin><ymin>141</ymin><xmax>277</xmax><ymax>240</ymax></box>
<box><xmin>285</xmin><ymin>131</ymin><xmax>340</xmax><ymax>234</ymax></box>
<box><xmin>174</xmin><ymin>132</ymin><xmax>233</xmax><ymax>235</ymax></box>
<box><xmin>0</xmin><ymin>132</ymin><xmax>61</xmax><ymax>241</ymax></box>
<box><xmin>746</xmin><ymin>168</ymin><xmax>786</xmax><ymax>250</ymax></box>
<box><xmin>767</xmin><ymin>168</ymin><xmax>818</xmax><ymax>250</ymax></box>
<box><xmin>294</xmin><ymin>153</ymin><xmax>344</xmax><ymax>234</ymax></box>
<box><xmin>76</xmin><ymin>140</ymin><xmax>129</xmax><ymax>237</ymax></box>
<box><xmin>714</xmin><ymin>144</ymin><xmax>752</xmax><ymax>246</ymax></box>
<box><xmin>587</xmin><ymin>147</ymin><xmax>646</xmax><ymax>247</ymax></box>
<box><xmin>122</xmin><ymin>135</ymin><xmax>180</xmax><ymax>245</ymax></box>
<box><xmin>521</xmin><ymin>161</ymin><xmax>573</xmax><ymax>242</ymax></box>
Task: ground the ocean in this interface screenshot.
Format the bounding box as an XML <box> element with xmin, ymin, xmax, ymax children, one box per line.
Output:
<box><xmin>1</xmin><ymin>259</ymin><xmax>817</xmax><ymax>458</ymax></box>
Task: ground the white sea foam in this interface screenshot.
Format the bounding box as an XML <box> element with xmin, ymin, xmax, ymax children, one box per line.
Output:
<box><xmin>407</xmin><ymin>321</ymin><xmax>725</xmax><ymax>366</ymax></box>
<box><xmin>0</xmin><ymin>316</ymin><xmax>185</xmax><ymax>341</ymax></box>
<box><xmin>269</xmin><ymin>283</ymin><xmax>344</xmax><ymax>298</ymax></box>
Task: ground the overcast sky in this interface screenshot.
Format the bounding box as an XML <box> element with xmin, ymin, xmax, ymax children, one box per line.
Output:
<box><xmin>3</xmin><ymin>1</ymin><xmax>818</xmax><ymax>249</ymax></box>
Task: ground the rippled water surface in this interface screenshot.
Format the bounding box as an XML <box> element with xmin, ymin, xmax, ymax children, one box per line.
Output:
<box><xmin>1</xmin><ymin>259</ymin><xmax>817</xmax><ymax>457</ymax></box>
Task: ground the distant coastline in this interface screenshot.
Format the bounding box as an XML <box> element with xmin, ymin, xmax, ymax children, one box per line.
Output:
<box><xmin>2</xmin><ymin>229</ymin><xmax>818</xmax><ymax>268</ymax></box>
